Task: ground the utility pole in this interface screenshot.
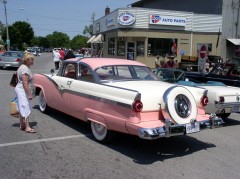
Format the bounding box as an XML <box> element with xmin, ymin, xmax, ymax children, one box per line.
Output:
<box><xmin>3</xmin><ymin>0</ymin><xmax>9</xmax><ymax>51</ymax></box>
<box><xmin>236</xmin><ymin>0</ymin><xmax>240</xmax><ymax>38</ymax></box>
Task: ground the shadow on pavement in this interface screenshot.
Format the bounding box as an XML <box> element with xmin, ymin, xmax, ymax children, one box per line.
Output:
<box><xmin>222</xmin><ymin>117</ymin><xmax>240</xmax><ymax>127</ymax></box>
<box><xmin>31</xmin><ymin>105</ymin><xmax>218</xmax><ymax>164</ymax></box>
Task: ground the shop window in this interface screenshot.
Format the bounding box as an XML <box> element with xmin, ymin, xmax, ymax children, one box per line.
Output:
<box><xmin>108</xmin><ymin>38</ymin><xmax>115</xmax><ymax>55</ymax></box>
<box><xmin>137</xmin><ymin>41</ymin><xmax>144</xmax><ymax>56</ymax></box>
<box><xmin>148</xmin><ymin>38</ymin><xmax>178</xmax><ymax>56</ymax></box>
<box><xmin>117</xmin><ymin>41</ymin><xmax>125</xmax><ymax>56</ymax></box>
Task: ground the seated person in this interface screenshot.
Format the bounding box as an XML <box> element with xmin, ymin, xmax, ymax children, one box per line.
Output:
<box><xmin>64</xmin><ymin>64</ymin><xmax>76</xmax><ymax>78</ymax></box>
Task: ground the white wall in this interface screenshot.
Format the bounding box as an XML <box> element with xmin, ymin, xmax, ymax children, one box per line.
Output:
<box><xmin>94</xmin><ymin>7</ymin><xmax>222</xmax><ymax>34</ymax></box>
<box><xmin>221</xmin><ymin>0</ymin><xmax>240</xmax><ymax>60</ymax></box>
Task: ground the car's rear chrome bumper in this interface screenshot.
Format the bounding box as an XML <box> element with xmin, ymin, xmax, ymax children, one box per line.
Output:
<box><xmin>215</xmin><ymin>102</ymin><xmax>240</xmax><ymax>109</ymax></box>
<box><xmin>138</xmin><ymin>113</ymin><xmax>224</xmax><ymax>140</ymax></box>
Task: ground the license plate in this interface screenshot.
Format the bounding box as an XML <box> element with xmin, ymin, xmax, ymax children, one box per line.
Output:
<box><xmin>186</xmin><ymin>122</ymin><xmax>200</xmax><ymax>134</ymax></box>
<box><xmin>232</xmin><ymin>106</ymin><xmax>239</xmax><ymax>112</ymax></box>
<box><xmin>5</xmin><ymin>64</ymin><xmax>10</xmax><ymax>66</ymax></box>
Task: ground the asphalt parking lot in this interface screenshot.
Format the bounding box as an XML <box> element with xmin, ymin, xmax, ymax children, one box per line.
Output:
<box><xmin>0</xmin><ymin>53</ymin><xmax>240</xmax><ymax>179</ymax></box>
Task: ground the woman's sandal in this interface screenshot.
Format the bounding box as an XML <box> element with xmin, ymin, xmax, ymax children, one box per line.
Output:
<box><xmin>25</xmin><ymin>129</ymin><xmax>37</xmax><ymax>133</ymax></box>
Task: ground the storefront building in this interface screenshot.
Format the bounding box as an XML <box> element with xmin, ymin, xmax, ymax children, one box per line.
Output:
<box><xmin>89</xmin><ymin>7</ymin><xmax>222</xmax><ymax>68</ymax></box>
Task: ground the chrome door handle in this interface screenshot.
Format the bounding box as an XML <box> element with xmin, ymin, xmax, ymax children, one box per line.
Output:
<box><xmin>67</xmin><ymin>80</ymin><xmax>73</xmax><ymax>85</ymax></box>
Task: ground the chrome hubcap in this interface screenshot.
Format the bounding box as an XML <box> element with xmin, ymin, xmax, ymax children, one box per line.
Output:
<box><xmin>174</xmin><ymin>94</ymin><xmax>191</xmax><ymax>118</ymax></box>
<box><xmin>94</xmin><ymin>123</ymin><xmax>105</xmax><ymax>136</ymax></box>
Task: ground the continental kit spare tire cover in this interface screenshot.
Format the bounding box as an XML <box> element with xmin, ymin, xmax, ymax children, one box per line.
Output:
<box><xmin>162</xmin><ymin>86</ymin><xmax>197</xmax><ymax>124</ymax></box>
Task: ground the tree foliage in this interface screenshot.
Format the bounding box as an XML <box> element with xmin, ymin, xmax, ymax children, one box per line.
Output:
<box><xmin>70</xmin><ymin>35</ymin><xmax>89</xmax><ymax>50</ymax></box>
<box><xmin>83</xmin><ymin>12</ymin><xmax>95</xmax><ymax>37</ymax></box>
<box><xmin>46</xmin><ymin>31</ymin><xmax>70</xmax><ymax>48</ymax></box>
<box><xmin>12</xmin><ymin>21</ymin><xmax>34</xmax><ymax>44</ymax></box>
<box><xmin>2</xmin><ymin>21</ymin><xmax>33</xmax><ymax>48</ymax></box>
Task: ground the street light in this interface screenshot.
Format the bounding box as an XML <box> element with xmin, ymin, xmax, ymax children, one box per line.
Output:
<box><xmin>1</xmin><ymin>0</ymin><xmax>23</xmax><ymax>51</ymax></box>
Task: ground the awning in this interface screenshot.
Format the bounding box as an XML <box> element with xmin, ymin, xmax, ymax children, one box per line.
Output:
<box><xmin>87</xmin><ymin>35</ymin><xmax>96</xmax><ymax>43</ymax></box>
<box><xmin>227</xmin><ymin>38</ymin><xmax>240</xmax><ymax>45</ymax></box>
<box><xmin>92</xmin><ymin>34</ymin><xmax>103</xmax><ymax>43</ymax></box>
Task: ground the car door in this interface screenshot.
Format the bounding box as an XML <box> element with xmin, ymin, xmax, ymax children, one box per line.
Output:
<box><xmin>69</xmin><ymin>64</ymin><xmax>96</xmax><ymax>119</ymax></box>
<box><xmin>49</xmin><ymin>63</ymin><xmax>78</xmax><ymax>114</ymax></box>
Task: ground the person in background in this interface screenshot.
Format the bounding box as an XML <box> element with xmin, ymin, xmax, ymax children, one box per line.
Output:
<box><xmin>160</xmin><ymin>54</ymin><xmax>167</xmax><ymax>66</ymax></box>
<box><xmin>162</xmin><ymin>55</ymin><xmax>177</xmax><ymax>69</ymax></box>
<box><xmin>59</xmin><ymin>48</ymin><xmax>65</xmax><ymax>67</ymax></box>
<box><xmin>226</xmin><ymin>59</ymin><xmax>230</xmax><ymax>64</ymax></box>
<box><xmin>85</xmin><ymin>49</ymin><xmax>89</xmax><ymax>57</ymax></box>
<box><xmin>53</xmin><ymin>50</ymin><xmax>60</xmax><ymax>70</ymax></box>
<box><xmin>155</xmin><ymin>55</ymin><xmax>161</xmax><ymax>68</ymax></box>
<box><xmin>64</xmin><ymin>49</ymin><xmax>76</xmax><ymax>60</ymax></box>
<box><xmin>175</xmin><ymin>60</ymin><xmax>179</xmax><ymax>69</ymax></box>
<box><xmin>205</xmin><ymin>59</ymin><xmax>210</xmax><ymax>73</ymax></box>
<box><xmin>15</xmin><ymin>52</ymin><xmax>36</xmax><ymax>133</ymax></box>
<box><xmin>235</xmin><ymin>46</ymin><xmax>240</xmax><ymax>56</ymax></box>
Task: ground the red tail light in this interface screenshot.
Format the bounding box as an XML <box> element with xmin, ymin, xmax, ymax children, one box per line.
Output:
<box><xmin>201</xmin><ymin>96</ymin><xmax>208</xmax><ymax>106</ymax></box>
<box><xmin>0</xmin><ymin>58</ymin><xmax>2</xmax><ymax>61</ymax></box>
<box><xmin>132</xmin><ymin>100</ymin><xmax>143</xmax><ymax>112</ymax></box>
<box><xmin>16</xmin><ymin>59</ymin><xmax>21</xmax><ymax>62</ymax></box>
<box><xmin>219</xmin><ymin>96</ymin><xmax>225</xmax><ymax>103</ymax></box>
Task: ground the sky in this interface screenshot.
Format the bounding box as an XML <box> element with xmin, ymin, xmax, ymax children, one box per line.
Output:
<box><xmin>0</xmin><ymin>0</ymin><xmax>136</xmax><ymax>39</ymax></box>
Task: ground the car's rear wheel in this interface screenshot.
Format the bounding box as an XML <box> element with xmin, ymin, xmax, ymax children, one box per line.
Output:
<box><xmin>91</xmin><ymin>121</ymin><xmax>116</xmax><ymax>143</ymax></box>
<box><xmin>39</xmin><ymin>90</ymin><xmax>52</xmax><ymax>113</ymax></box>
<box><xmin>162</xmin><ymin>86</ymin><xmax>197</xmax><ymax>124</ymax></box>
<box><xmin>218</xmin><ymin>113</ymin><xmax>231</xmax><ymax>119</ymax></box>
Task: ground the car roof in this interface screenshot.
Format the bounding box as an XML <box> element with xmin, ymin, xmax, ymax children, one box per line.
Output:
<box><xmin>5</xmin><ymin>51</ymin><xmax>22</xmax><ymax>53</ymax></box>
<box><xmin>65</xmin><ymin>57</ymin><xmax>147</xmax><ymax>70</ymax></box>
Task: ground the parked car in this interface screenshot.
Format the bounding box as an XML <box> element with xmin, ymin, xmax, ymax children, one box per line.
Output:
<box><xmin>154</xmin><ymin>68</ymin><xmax>240</xmax><ymax>119</ymax></box>
<box><xmin>185</xmin><ymin>63</ymin><xmax>240</xmax><ymax>87</ymax></box>
<box><xmin>0</xmin><ymin>51</ymin><xmax>24</xmax><ymax>68</ymax></box>
<box><xmin>34</xmin><ymin>58</ymin><xmax>223</xmax><ymax>143</ymax></box>
<box><xmin>75</xmin><ymin>54</ymin><xmax>84</xmax><ymax>59</ymax></box>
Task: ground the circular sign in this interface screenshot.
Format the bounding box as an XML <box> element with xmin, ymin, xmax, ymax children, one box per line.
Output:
<box><xmin>200</xmin><ymin>45</ymin><xmax>207</xmax><ymax>59</ymax></box>
<box><xmin>118</xmin><ymin>12</ymin><xmax>135</xmax><ymax>26</ymax></box>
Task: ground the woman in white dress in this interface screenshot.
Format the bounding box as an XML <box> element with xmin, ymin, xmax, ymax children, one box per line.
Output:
<box><xmin>15</xmin><ymin>52</ymin><xmax>36</xmax><ymax>133</ymax></box>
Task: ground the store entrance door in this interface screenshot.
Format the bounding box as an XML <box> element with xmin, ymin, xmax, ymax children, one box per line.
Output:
<box><xmin>126</xmin><ymin>42</ymin><xmax>135</xmax><ymax>60</ymax></box>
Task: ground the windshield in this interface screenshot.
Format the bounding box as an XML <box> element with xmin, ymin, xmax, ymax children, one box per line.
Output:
<box><xmin>154</xmin><ymin>68</ymin><xmax>185</xmax><ymax>82</ymax></box>
<box><xmin>95</xmin><ymin>65</ymin><xmax>159</xmax><ymax>83</ymax></box>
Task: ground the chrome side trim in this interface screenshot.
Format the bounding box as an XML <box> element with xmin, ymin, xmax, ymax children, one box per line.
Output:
<box><xmin>138</xmin><ymin>114</ymin><xmax>224</xmax><ymax>140</ymax></box>
<box><xmin>214</xmin><ymin>102</ymin><xmax>240</xmax><ymax>109</ymax></box>
<box><xmin>35</xmin><ymin>74</ymin><xmax>133</xmax><ymax>109</ymax></box>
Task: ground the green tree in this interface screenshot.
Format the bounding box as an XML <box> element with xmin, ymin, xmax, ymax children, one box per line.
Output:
<box><xmin>39</xmin><ymin>37</ymin><xmax>50</xmax><ymax>48</ymax></box>
<box><xmin>2</xmin><ymin>21</ymin><xmax>34</xmax><ymax>49</ymax></box>
<box><xmin>46</xmin><ymin>31</ymin><xmax>69</xmax><ymax>48</ymax></box>
<box><xmin>70</xmin><ymin>35</ymin><xmax>89</xmax><ymax>50</ymax></box>
<box><xmin>83</xmin><ymin>12</ymin><xmax>95</xmax><ymax>37</ymax></box>
<box><xmin>30</xmin><ymin>36</ymin><xmax>40</xmax><ymax>47</ymax></box>
<box><xmin>12</xmin><ymin>21</ymin><xmax>34</xmax><ymax>45</ymax></box>
<box><xmin>2</xmin><ymin>25</ymin><xmax>22</xmax><ymax>47</ymax></box>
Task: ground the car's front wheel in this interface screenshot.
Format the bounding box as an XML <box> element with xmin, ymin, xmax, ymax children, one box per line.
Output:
<box><xmin>91</xmin><ymin>121</ymin><xmax>116</xmax><ymax>143</ymax></box>
<box><xmin>218</xmin><ymin>113</ymin><xmax>231</xmax><ymax>119</ymax></box>
<box><xmin>39</xmin><ymin>90</ymin><xmax>52</xmax><ymax>113</ymax></box>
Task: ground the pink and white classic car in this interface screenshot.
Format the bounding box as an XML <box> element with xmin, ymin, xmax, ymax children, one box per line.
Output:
<box><xmin>34</xmin><ymin>58</ymin><xmax>224</xmax><ymax>143</ymax></box>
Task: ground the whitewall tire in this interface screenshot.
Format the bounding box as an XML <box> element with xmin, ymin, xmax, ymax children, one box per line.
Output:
<box><xmin>163</xmin><ymin>86</ymin><xmax>197</xmax><ymax>124</ymax></box>
<box><xmin>91</xmin><ymin>121</ymin><xmax>116</xmax><ymax>143</ymax></box>
<box><xmin>39</xmin><ymin>90</ymin><xmax>52</xmax><ymax>113</ymax></box>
